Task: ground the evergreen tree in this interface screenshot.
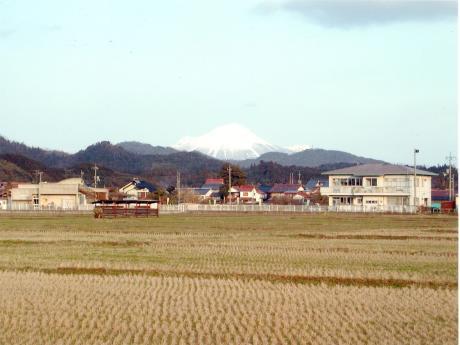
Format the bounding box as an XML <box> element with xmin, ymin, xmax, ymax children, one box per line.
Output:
<box><xmin>219</xmin><ymin>163</ymin><xmax>247</xmax><ymax>187</ymax></box>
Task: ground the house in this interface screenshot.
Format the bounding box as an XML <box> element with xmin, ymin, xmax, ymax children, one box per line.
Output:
<box><xmin>236</xmin><ymin>185</ymin><xmax>264</xmax><ymax>204</ymax></box>
<box><xmin>202</xmin><ymin>178</ymin><xmax>224</xmax><ymax>189</ymax></box>
<box><xmin>9</xmin><ymin>180</ymin><xmax>87</xmax><ymax>209</ymax></box>
<box><xmin>59</xmin><ymin>177</ymin><xmax>109</xmax><ymax>202</ymax></box>
<box><xmin>292</xmin><ymin>191</ymin><xmax>311</xmax><ymax>204</ymax></box>
<box><xmin>0</xmin><ymin>181</ymin><xmax>9</xmax><ymax>199</ymax></box>
<box><xmin>193</xmin><ymin>188</ymin><xmax>214</xmax><ymax>200</ymax></box>
<box><xmin>257</xmin><ymin>184</ymin><xmax>272</xmax><ymax>201</ymax></box>
<box><xmin>120</xmin><ymin>178</ymin><xmax>156</xmax><ymax>200</ymax></box>
<box><xmin>0</xmin><ymin>182</ymin><xmax>21</xmax><ymax>198</ymax></box>
<box><xmin>226</xmin><ymin>186</ymin><xmax>240</xmax><ymax>203</ymax></box>
<box><xmin>201</xmin><ymin>178</ymin><xmax>224</xmax><ymax>190</ymax></box>
<box><xmin>305</xmin><ymin>177</ymin><xmax>329</xmax><ymax>192</ymax></box>
<box><xmin>269</xmin><ymin>184</ymin><xmax>305</xmax><ymax>198</ymax></box>
<box><xmin>320</xmin><ymin>163</ymin><xmax>437</xmax><ymax>207</ymax></box>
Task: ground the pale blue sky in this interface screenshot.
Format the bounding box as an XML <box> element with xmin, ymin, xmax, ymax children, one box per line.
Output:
<box><xmin>0</xmin><ymin>0</ymin><xmax>457</xmax><ymax>165</ymax></box>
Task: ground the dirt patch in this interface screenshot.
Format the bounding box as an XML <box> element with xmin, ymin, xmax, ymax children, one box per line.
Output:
<box><xmin>97</xmin><ymin>240</ymin><xmax>150</xmax><ymax>247</ymax></box>
<box><xmin>421</xmin><ymin>230</ymin><xmax>458</xmax><ymax>234</ymax></box>
<box><xmin>291</xmin><ymin>234</ymin><xmax>457</xmax><ymax>241</ymax></box>
<box><xmin>5</xmin><ymin>266</ymin><xmax>456</xmax><ymax>290</ymax></box>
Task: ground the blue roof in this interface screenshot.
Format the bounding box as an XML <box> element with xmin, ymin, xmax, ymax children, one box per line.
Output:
<box><xmin>258</xmin><ymin>184</ymin><xmax>273</xmax><ymax>193</ymax></box>
<box><xmin>134</xmin><ymin>180</ymin><xmax>156</xmax><ymax>192</ymax></box>
<box><xmin>201</xmin><ymin>183</ymin><xmax>223</xmax><ymax>190</ymax></box>
<box><xmin>194</xmin><ymin>188</ymin><xmax>212</xmax><ymax>196</ymax></box>
<box><xmin>305</xmin><ymin>178</ymin><xmax>329</xmax><ymax>191</ymax></box>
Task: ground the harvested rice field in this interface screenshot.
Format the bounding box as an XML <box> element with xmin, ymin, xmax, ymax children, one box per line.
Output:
<box><xmin>0</xmin><ymin>213</ymin><xmax>457</xmax><ymax>344</ymax></box>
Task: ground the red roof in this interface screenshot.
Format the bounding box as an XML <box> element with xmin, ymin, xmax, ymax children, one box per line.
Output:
<box><xmin>238</xmin><ymin>185</ymin><xmax>256</xmax><ymax>192</ymax></box>
<box><xmin>205</xmin><ymin>178</ymin><xmax>224</xmax><ymax>185</ymax></box>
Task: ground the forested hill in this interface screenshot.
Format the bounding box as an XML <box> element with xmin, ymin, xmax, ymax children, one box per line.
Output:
<box><xmin>0</xmin><ymin>135</ymin><xmax>444</xmax><ymax>188</ymax></box>
<box><xmin>237</xmin><ymin>148</ymin><xmax>382</xmax><ymax>168</ymax></box>
<box><xmin>0</xmin><ymin>136</ymin><xmax>68</xmax><ymax>167</ymax></box>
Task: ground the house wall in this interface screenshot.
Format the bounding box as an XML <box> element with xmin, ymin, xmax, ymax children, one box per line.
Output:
<box><xmin>325</xmin><ymin>175</ymin><xmax>432</xmax><ymax>207</ymax></box>
<box><xmin>39</xmin><ymin>194</ymin><xmax>78</xmax><ymax>208</ymax></box>
<box><xmin>120</xmin><ymin>184</ymin><xmax>150</xmax><ymax>198</ymax></box>
<box><xmin>9</xmin><ymin>183</ymin><xmax>86</xmax><ymax>209</ymax></box>
<box><xmin>240</xmin><ymin>189</ymin><xmax>262</xmax><ymax>203</ymax></box>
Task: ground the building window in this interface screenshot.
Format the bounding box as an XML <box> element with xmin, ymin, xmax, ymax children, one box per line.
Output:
<box><xmin>366</xmin><ymin>178</ymin><xmax>377</xmax><ymax>187</ymax></box>
<box><xmin>335</xmin><ymin>178</ymin><xmax>362</xmax><ymax>186</ymax></box>
<box><xmin>333</xmin><ymin>197</ymin><xmax>352</xmax><ymax>205</ymax></box>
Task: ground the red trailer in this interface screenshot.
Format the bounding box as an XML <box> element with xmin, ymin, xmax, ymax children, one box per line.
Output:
<box><xmin>440</xmin><ymin>200</ymin><xmax>456</xmax><ymax>213</ymax></box>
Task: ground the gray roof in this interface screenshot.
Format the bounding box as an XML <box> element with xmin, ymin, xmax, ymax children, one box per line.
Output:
<box><xmin>322</xmin><ymin>163</ymin><xmax>438</xmax><ymax>177</ymax></box>
<box><xmin>194</xmin><ymin>188</ymin><xmax>212</xmax><ymax>196</ymax></box>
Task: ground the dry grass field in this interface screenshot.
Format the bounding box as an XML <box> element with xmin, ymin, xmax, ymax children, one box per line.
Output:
<box><xmin>0</xmin><ymin>213</ymin><xmax>457</xmax><ymax>344</ymax></box>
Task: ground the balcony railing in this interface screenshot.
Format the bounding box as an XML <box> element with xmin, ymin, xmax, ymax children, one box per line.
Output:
<box><xmin>320</xmin><ymin>186</ymin><xmax>411</xmax><ymax>195</ymax></box>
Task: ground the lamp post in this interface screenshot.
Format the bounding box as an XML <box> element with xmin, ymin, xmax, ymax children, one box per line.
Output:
<box><xmin>413</xmin><ymin>149</ymin><xmax>419</xmax><ymax>207</ymax></box>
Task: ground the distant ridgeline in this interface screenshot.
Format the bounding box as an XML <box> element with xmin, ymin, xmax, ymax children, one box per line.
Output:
<box><xmin>0</xmin><ymin>135</ymin><xmax>446</xmax><ymax>189</ymax></box>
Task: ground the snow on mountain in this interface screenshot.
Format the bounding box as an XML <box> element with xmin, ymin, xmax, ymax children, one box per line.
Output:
<box><xmin>173</xmin><ymin>124</ymin><xmax>288</xmax><ymax>160</ymax></box>
<box><xmin>287</xmin><ymin>144</ymin><xmax>312</xmax><ymax>153</ymax></box>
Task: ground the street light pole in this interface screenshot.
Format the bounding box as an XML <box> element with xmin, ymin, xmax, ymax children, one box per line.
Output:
<box><xmin>413</xmin><ymin>149</ymin><xmax>419</xmax><ymax>207</ymax></box>
<box><xmin>446</xmin><ymin>153</ymin><xmax>455</xmax><ymax>201</ymax></box>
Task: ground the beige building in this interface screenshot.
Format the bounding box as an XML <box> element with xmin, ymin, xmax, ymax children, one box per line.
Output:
<box><xmin>10</xmin><ymin>183</ymin><xmax>85</xmax><ymax>209</ymax></box>
<box><xmin>7</xmin><ymin>177</ymin><xmax>108</xmax><ymax>210</ymax></box>
<box><xmin>320</xmin><ymin>163</ymin><xmax>436</xmax><ymax>209</ymax></box>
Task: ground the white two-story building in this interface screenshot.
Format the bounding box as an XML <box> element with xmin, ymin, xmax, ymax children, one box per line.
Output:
<box><xmin>320</xmin><ymin>163</ymin><xmax>437</xmax><ymax>209</ymax></box>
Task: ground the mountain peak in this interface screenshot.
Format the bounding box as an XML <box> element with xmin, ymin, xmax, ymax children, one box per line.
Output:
<box><xmin>173</xmin><ymin>123</ymin><xmax>286</xmax><ymax>160</ymax></box>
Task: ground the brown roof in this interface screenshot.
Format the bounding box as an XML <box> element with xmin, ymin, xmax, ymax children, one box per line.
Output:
<box><xmin>205</xmin><ymin>178</ymin><xmax>224</xmax><ymax>184</ymax></box>
<box><xmin>270</xmin><ymin>184</ymin><xmax>303</xmax><ymax>193</ymax></box>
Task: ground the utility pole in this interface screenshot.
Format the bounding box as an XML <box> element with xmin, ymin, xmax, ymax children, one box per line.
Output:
<box><xmin>176</xmin><ymin>171</ymin><xmax>181</xmax><ymax>204</ymax></box>
<box><xmin>446</xmin><ymin>153</ymin><xmax>455</xmax><ymax>201</ymax></box>
<box><xmin>33</xmin><ymin>170</ymin><xmax>43</xmax><ymax>184</ymax></box>
<box><xmin>298</xmin><ymin>171</ymin><xmax>302</xmax><ymax>185</ymax></box>
<box><xmin>92</xmin><ymin>164</ymin><xmax>99</xmax><ymax>188</ymax></box>
<box><xmin>413</xmin><ymin>149</ymin><xmax>419</xmax><ymax>207</ymax></box>
<box><xmin>228</xmin><ymin>165</ymin><xmax>232</xmax><ymax>204</ymax></box>
<box><xmin>34</xmin><ymin>170</ymin><xmax>43</xmax><ymax>208</ymax></box>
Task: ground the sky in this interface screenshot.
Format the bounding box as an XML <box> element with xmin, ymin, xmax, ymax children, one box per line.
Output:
<box><xmin>0</xmin><ymin>0</ymin><xmax>457</xmax><ymax>166</ymax></box>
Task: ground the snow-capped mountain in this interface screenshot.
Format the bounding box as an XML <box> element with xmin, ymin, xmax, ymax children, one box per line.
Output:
<box><xmin>173</xmin><ymin>124</ymin><xmax>289</xmax><ymax>160</ymax></box>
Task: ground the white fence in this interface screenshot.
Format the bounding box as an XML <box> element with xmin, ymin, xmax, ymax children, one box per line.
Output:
<box><xmin>0</xmin><ymin>203</ymin><xmax>418</xmax><ymax>215</ymax></box>
<box><xmin>2</xmin><ymin>204</ymin><xmax>95</xmax><ymax>211</ymax></box>
<box><xmin>160</xmin><ymin>203</ymin><xmax>417</xmax><ymax>214</ymax></box>
<box><xmin>0</xmin><ymin>204</ymin><xmax>95</xmax><ymax>216</ymax></box>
